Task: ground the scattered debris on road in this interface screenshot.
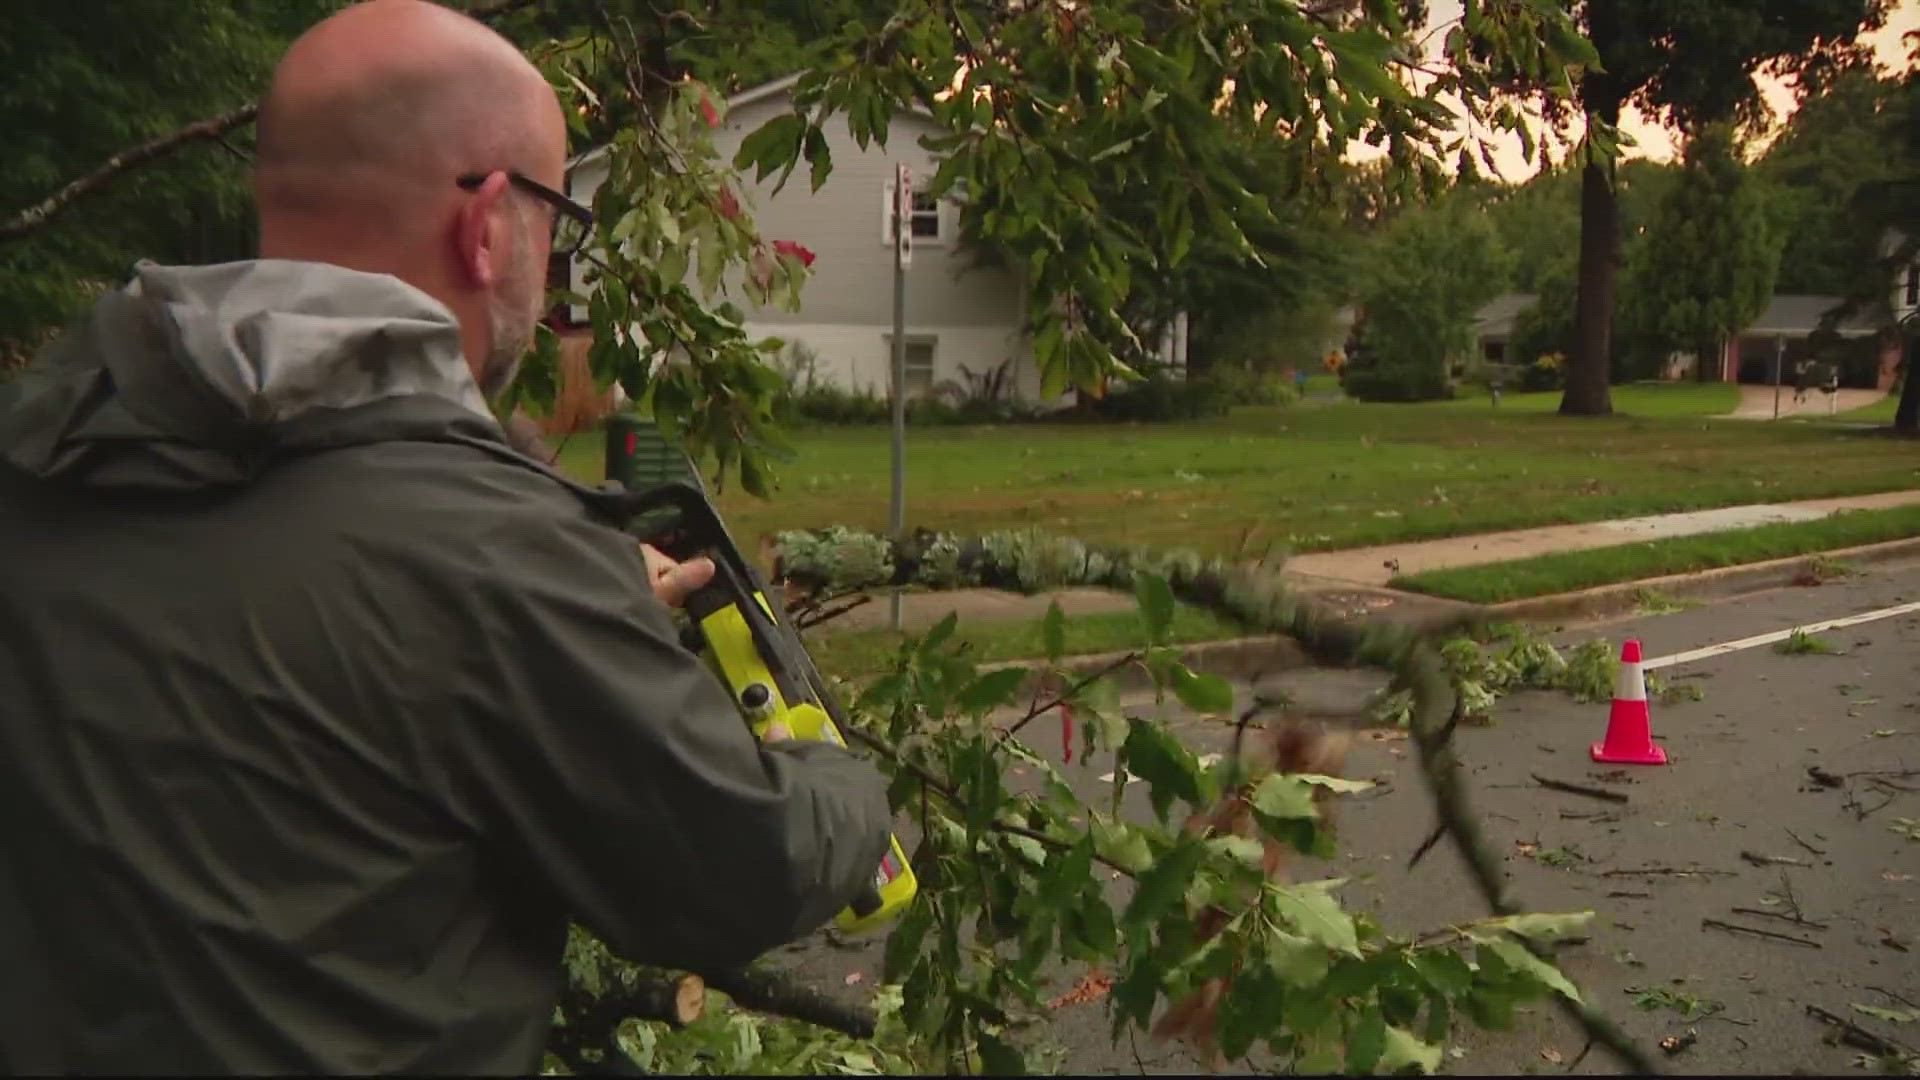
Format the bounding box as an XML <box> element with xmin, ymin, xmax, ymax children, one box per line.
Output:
<box><xmin>1533</xmin><ymin>772</ymin><xmax>1631</xmax><ymax>803</ymax></box>
<box><xmin>1047</xmin><ymin>971</ymin><xmax>1113</xmax><ymax>1010</ymax></box>
<box><xmin>1702</xmin><ymin>917</ymin><xmax>1822</xmax><ymax>949</ymax></box>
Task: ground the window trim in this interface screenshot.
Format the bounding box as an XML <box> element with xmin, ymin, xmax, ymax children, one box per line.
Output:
<box><xmin>882</xmin><ymin>333</ymin><xmax>938</xmax><ymax>396</ymax></box>
<box><xmin>881</xmin><ymin>180</ymin><xmax>946</xmax><ymax>246</ymax></box>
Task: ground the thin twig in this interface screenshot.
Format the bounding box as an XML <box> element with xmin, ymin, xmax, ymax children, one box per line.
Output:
<box><xmin>1867</xmin><ymin>987</ymin><xmax>1920</xmax><ymax>1011</ymax></box>
<box><xmin>1729</xmin><ymin>906</ymin><xmax>1828</xmax><ymax>930</ymax></box>
<box><xmin>1407</xmin><ymin>822</ymin><xmax>1448</xmax><ymax>868</ymax></box>
<box><xmin>1003</xmin><ymin>652</ymin><xmax>1141</xmax><ymax>740</ymax></box>
<box><xmin>1783</xmin><ymin>828</ymin><xmax>1826</xmax><ymax>857</ymax></box>
<box><xmin>1701</xmin><ymin>918</ymin><xmax>1822</xmax><ymax>949</ymax></box>
<box><xmin>1533</xmin><ymin>773</ymin><xmax>1631</xmax><ymax>804</ymax></box>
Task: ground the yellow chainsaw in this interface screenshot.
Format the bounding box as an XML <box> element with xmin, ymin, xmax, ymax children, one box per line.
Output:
<box><xmin>609</xmin><ymin>480</ymin><xmax>918</xmax><ymax>934</ymax></box>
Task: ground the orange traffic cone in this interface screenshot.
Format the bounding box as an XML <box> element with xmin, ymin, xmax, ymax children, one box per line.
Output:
<box><xmin>1591</xmin><ymin>639</ymin><xmax>1667</xmax><ymax>766</ymax></box>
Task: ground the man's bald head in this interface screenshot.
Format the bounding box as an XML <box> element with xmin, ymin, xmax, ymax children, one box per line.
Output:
<box><xmin>255</xmin><ymin>0</ymin><xmax>562</xmax><ymax>221</ymax></box>
<box><xmin>253</xmin><ymin>0</ymin><xmax>571</xmax><ymax>406</ymax></box>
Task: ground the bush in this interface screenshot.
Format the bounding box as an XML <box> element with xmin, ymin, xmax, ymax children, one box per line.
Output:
<box><xmin>1205</xmin><ymin>362</ymin><xmax>1300</xmax><ymax>407</ymax></box>
<box><xmin>1520</xmin><ymin>352</ymin><xmax>1565</xmax><ymax>391</ymax></box>
<box><xmin>1339</xmin><ymin>353</ymin><xmax>1455</xmax><ymax>402</ymax></box>
<box><xmin>1084</xmin><ymin>368</ymin><xmax>1234</xmax><ymax>420</ymax></box>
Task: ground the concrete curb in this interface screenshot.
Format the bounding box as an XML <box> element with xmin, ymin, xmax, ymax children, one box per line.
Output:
<box><xmin>1483</xmin><ymin>535</ymin><xmax>1920</xmax><ymax>628</ymax></box>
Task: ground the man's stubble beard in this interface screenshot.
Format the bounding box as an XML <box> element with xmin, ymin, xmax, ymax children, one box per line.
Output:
<box><xmin>478</xmin><ymin>211</ymin><xmax>548</xmax><ymax>402</ymax></box>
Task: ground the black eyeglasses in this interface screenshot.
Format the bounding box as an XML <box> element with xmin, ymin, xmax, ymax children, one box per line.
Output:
<box><xmin>456</xmin><ymin>170</ymin><xmax>594</xmax><ymax>258</ymax></box>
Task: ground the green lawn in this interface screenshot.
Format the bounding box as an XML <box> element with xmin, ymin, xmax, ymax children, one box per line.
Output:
<box><xmin>1434</xmin><ymin>381</ymin><xmax>1742</xmax><ymax>418</ymax></box>
<box><xmin>1392</xmin><ymin>504</ymin><xmax>1920</xmax><ymax>604</ymax></box>
<box><xmin>1836</xmin><ymin>392</ymin><xmax>1902</xmax><ymax>425</ymax></box>
<box><xmin>558</xmin><ymin>391</ymin><xmax>1920</xmax><ymax>557</ymax></box>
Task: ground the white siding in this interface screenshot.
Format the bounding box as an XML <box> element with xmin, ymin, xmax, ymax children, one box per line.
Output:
<box><xmin>566</xmin><ymin>82</ymin><xmax>1059</xmax><ymax>402</ymax></box>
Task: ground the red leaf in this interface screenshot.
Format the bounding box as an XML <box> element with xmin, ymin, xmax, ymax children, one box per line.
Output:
<box><xmin>716</xmin><ymin>185</ymin><xmax>740</xmax><ymax>220</ymax></box>
<box><xmin>699</xmin><ymin>95</ymin><xmax>720</xmax><ymax>128</ymax></box>
<box><xmin>772</xmin><ymin>239</ymin><xmax>817</xmax><ymax>268</ymax></box>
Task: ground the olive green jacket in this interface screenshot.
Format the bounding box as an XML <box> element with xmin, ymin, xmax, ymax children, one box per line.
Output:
<box><xmin>0</xmin><ymin>260</ymin><xmax>892</xmax><ymax>1075</ymax></box>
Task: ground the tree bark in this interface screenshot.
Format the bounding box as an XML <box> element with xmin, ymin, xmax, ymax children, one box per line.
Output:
<box><xmin>1895</xmin><ymin>332</ymin><xmax>1919</xmax><ymax>433</ymax></box>
<box><xmin>1560</xmin><ymin>97</ymin><xmax>1623</xmax><ymax>417</ymax></box>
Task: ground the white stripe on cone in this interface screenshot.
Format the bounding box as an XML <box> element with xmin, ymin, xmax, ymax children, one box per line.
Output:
<box><xmin>1614</xmin><ymin>654</ymin><xmax>1647</xmax><ymax>703</ymax></box>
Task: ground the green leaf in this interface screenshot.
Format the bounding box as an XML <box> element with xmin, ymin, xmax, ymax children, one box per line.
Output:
<box><xmin>1468</xmin><ymin>911</ymin><xmax>1595</xmax><ymax>947</ymax></box>
<box><xmin>1345</xmin><ymin>1003</ymin><xmax>1388</xmax><ymax>1074</ymax></box>
<box><xmin>1206</xmin><ymin>834</ymin><xmax>1268</xmax><ymax>872</ymax></box>
<box><xmin>1216</xmin><ymin>966</ymin><xmax>1284</xmax><ymax>1060</ymax></box>
<box><xmin>1270</xmin><ymin>881</ymin><xmax>1361</xmax><ymax>957</ymax></box>
<box><xmin>1250</xmin><ymin>774</ymin><xmax>1319</xmax><ymax>821</ymax></box>
<box><xmin>958</xmin><ymin>667</ymin><xmax>1029</xmax><ymax>717</ymax></box>
<box><xmin>1171</xmin><ymin>668</ymin><xmax>1234</xmax><ymax>715</ymax></box>
<box><xmin>1121</xmin><ymin>716</ymin><xmax>1207</xmax><ymax>821</ymax></box>
<box><xmin>1378</xmin><ymin>1025</ymin><xmax>1445</xmax><ymax>1074</ymax></box>
<box><xmin>1134</xmin><ymin>572</ymin><xmax>1175</xmax><ymax>643</ymax></box>
<box><xmin>1265</xmin><ymin>930</ymin><xmax>1332</xmax><ymax>988</ymax></box>
<box><xmin>1479</xmin><ymin>938</ymin><xmax>1582</xmax><ymax>1004</ymax></box>
<box><xmin>1296</xmin><ymin>774</ymin><xmax>1376</xmax><ymax>795</ymax></box>
<box><xmin>920</xmin><ymin>612</ymin><xmax>960</xmax><ymax>655</ymax></box>
<box><xmin>1853</xmin><ymin>1004</ymin><xmax>1920</xmax><ymax>1024</ymax></box>
<box><xmin>1091</xmin><ymin>818</ymin><xmax>1154</xmax><ymax>874</ymax></box>
<box><xmin>1041</xmin><ymin>601</ymin><xmax>1066</xmax><ymax>661</ymax></box>
<box><xmin>1120</xmin><ymin>838</ymin><xmax>1206</xmax><ymax>937</ymax></box>
<box><xmin>883</xmin><ymin>901</ymin><xmax>935</xmax><ymax>983</ymax></box>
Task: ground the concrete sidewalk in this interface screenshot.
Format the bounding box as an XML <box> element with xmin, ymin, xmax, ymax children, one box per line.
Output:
<box><xmin>808</xmin><ymin>489</ymin><xmax>1920</xmax><ymax>634</ymax></box>
<box><xmin>1286</xmin><ymin>488</ymin><xmax>1920</xmax><ymax>587</ymax></box>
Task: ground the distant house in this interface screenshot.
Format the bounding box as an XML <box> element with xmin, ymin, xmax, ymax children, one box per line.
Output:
<box><xmin>1469</xmin><ymin>281</ymin><xmax>1908</xmax><ymax>391</ymax></box>
<box><xmin>548</xmin><ymin>75</ymin><xmax>1184</xmax><ymax>416</ymax></box>
<box><xmin>1471</xmin><ymin>293</ymin><xmax>1537</xmax><ymax>364</ymax></box>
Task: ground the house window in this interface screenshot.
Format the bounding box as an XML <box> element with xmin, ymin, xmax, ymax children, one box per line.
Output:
<box><xmin>884</xmin><ymin>336</ymin><xmax>937</xmax><ymax>396</ymax></box>
<box><xmin>882</xmin><ymin>181</ymin><xmax>944</xmax><ymax>244</ymax></box>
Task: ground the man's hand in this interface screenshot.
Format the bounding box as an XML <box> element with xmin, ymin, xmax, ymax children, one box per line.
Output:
<box><xmin>639</xmin><ymin>543</ymin><xmax>716</xmax><ymax>608</ymax></box>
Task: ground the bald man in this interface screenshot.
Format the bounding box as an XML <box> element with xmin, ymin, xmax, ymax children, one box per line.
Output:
<box><xmin>0</xmin><ymin>1</ymin><xmax>894</xmax><ymax>1073</ymax></box>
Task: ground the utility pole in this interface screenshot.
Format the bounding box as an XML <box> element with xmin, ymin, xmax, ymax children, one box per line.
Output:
<box><xmin>1771</xmin><ymin>334</ymin><xmax>1785</xmax><ymax>420</ymax></box>
<box><xmin>889</xmin><ymin>163</ymin><xmax>912</xmax><ymax>632</ymax></box>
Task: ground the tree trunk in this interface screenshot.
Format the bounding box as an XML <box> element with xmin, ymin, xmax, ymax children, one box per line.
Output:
<box><xmin>1560</xmin><ymin>98</ymin><xmax>1623</xmax><ymax>417</ymax></box>
<box><xmin>1895</xmin><ymin>333</ymin><xmax>1919</xmax><ymax>433</ymax></box>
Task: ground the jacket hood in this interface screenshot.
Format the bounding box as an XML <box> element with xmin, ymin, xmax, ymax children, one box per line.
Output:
<box><xmin>0</xmin><ymin>259</ymin><xmax>508</xmax><ymax>494</ymax></box>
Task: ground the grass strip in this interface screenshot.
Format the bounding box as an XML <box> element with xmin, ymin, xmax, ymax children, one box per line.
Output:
<box><xmin>807</xmin><ymin>602</ymin><xmax>1243</xmax><ymax>680</ymax></box>
<box><xmin>1390</xmin><ymin>504</ymin><xmax>1920</xmax><ymax>604</ymax></box>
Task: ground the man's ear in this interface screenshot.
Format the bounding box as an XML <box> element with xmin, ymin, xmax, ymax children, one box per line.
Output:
<box><xmin>453</xmin><ymin>171</ymin><xmax>513</xmax><ymax>289</ymax></box>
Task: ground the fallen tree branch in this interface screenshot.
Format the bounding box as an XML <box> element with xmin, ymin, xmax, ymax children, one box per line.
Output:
<box><xmin>550</xmin><ymin>970</ymin><xmax>706</xmax><ymax>1072</ymax></box>
<box><xmin>0</xmin><ymin>0</ymin><xmax>538</xmax><ymax>242</ymax></box>
<box><xmin>700</xmin><ymin>966</ymin><xmax>878</xmax><ymax>1039</ymax></box>
<box><xmin>1729</xmin><ymin>906</ymin><xmax>1828</xmax><ymax>930</ymax></box>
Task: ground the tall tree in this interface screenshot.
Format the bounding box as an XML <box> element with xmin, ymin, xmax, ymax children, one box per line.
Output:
<box><xmin>1616</xmin><ymin>123</ymin><xmax>1782</xmax><ymax>381</ymax></box>
<box><xmin>1467</xmin><ymin>0</ymin><xmax>1888</xmax><ymax>416</ymax></box>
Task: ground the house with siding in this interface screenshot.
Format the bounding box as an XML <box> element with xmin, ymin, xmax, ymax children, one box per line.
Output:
<box><xmin>544</xmin><ymin>75</ymin><xmax>1177</xmax><ymax>423</ymax></box>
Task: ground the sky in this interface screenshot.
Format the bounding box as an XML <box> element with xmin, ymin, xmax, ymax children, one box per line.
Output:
<box><xmin>1358</xmin><ymin>0</ymin><xmax>1920</xmax><ymax>182</ymax></box>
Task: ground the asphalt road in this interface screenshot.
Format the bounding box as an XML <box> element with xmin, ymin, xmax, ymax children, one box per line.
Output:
<box><xmin>773</xmin><ymin>559</ymin><xmax>1920</xmax><ymax>1075</ymax></box>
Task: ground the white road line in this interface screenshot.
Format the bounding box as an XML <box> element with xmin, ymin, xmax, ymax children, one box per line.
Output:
<box><xmin>1642</xmin><ymin>600</ymin><xmax>1920</xmax><ymax>671</ymax></box>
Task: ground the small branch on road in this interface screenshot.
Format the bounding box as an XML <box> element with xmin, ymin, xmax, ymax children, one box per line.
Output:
<box><xmin>1702</xmin><ymin>917</ymin><xmax>1822</xmax><ymax>949</ymax></box>
<box><xmin>1532</xmin><ymin>773</ymin><xmax>1630</xmax><ymax>804</ymax></box>
<box><xmin>1806</xmin><ymin>1004</ymin><xmax>1916</xmax><ymax>1057</ymax></box>
<box><xmin>1740</xmin><ymin>849</ymin><xmax>1810</xmax><ymax>868</ymax></box>
<box><xmin>1730</xmin><ymin>906</ymin><xmax>1829</xmax><ymax>930</ymax></box>
<box><xmin>1606</xmin><ymin>890</ymin><xmax>1652</xmax><ymax>899</ymax></box>
<box><xmin>1866</xmin><ymin>987</ymin><xmax>1920</xmax><ymax>1011</ymax></box>
<box><xmin>1602</xmin><ymin>865</ymin><xmax>1734</xmax><ymax>878</ymax></box>
<box><xmin>1407</xmin><ymin>822</ymin><xmax>1449</xmax><ymax>868</ymax></box>
<box><xmin>1783</xmin><ymin>828</ymin><xmax>1826</xmax><ymax>857</ymax></box>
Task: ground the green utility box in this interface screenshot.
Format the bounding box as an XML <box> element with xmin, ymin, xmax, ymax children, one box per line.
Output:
<box><xmin>604</xmin><ymin>409</ymin><xmax>706</xmax><ymax>535</ymax></box>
